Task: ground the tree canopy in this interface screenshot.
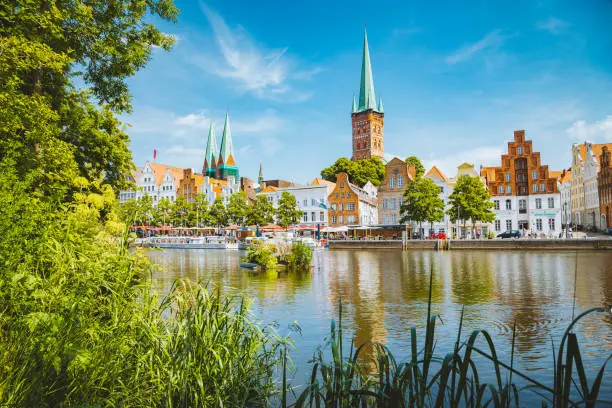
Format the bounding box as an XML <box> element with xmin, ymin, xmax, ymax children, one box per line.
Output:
<box><xmin>447</xmin><ymin>175</ymin><xmax>495</xmax><ymax>235</ymax></box>
<box><xmin>249</xmin><ymin>195</ymin><xmax>275</xmax><ymax>226</ymax></box>
<box><xmin>276</xmin><ymin>192</ymin><xmax>303</xmax><ymax>229</ymax></box>
<box><xmin>399</xmin><ymin>177</ymin><xmax>445</xmax><ymax>234</ymax></box>
<box><xmin>405</xmin><ymin>156</ymin><xmax>425</xmax><ymax>179</ymax></box>
<box><xmin>226</xmin><ymin>192</ymin><xmax>250</xmax><ymax>226</ymax></box>
<box><xmin>321</xmin><ymin>157</ymin><xmax>385</xmax><ymax>187</ymax></box>
<box><xmin>209</xmin><ymin>197</ymin><xmax>229</xmax><ymax>227</ymax></box>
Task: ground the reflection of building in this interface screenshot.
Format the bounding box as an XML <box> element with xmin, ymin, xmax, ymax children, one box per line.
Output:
<box><xmin>598</xmin><ymin>146</ymin><xmax>612</xmax><ymax>230</ymax></box>
<box><xmin>378</xmin><ymin>158</ymin><xmax>415</xmax><ymax>225</ymax></box>
<box><xmin>481</xmin><ymin>130</ymin><xmax>561</xmax><ymax>236</ymax></box>
<box><xmin>328</xmin><ymin>172</ymin><xmax>378</xmax><ymax>226</ymax></box>
<box><xmin>570</xmin><ymin>142</ymin><xmax>612</xmax><ymax>228</ymax></box>
<box><xmin>257</xmin><ymin>178</ymin><xmax>336</xmax><ymax>226</ymax></box>
<box><xmin>351</xmin><ymin>30</ymin><xmax>384</xmax><ymax>161</ymax></box>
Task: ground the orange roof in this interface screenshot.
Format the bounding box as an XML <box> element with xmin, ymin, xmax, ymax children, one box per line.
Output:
<box><xmin>226</xmin><ymin>154</ymin><xmax>236</xmax><ymax>166</ymax></box>
<box><xmin>311</xmin><ymin>177</ymin><xmax>337</xmax><ymax>191</ymax></box>
<box><xmin>549</xmin><ymin>170</ymin><xmax>562</xmax><ymax>180</ymax></box>
<box><xmin>578</xmin><ymin>143</ymin><xmax>612</xmax><ymax>161</ymax></box>
<box><xmin>558</xmin><ymin>168</ymin><xmax>572</xmax><ymax>183</ymax></box>
<box><xmin>193</xmin><ymin>173</ymin><xmax>204</xmax><ymax>187</ymax></box>
<box><xmin>261</xmin><ymin>185</ymin><xmax>278</xmax><ymax>193</ymax></box>
<box><xmin>424</xmin><ymin>165</ymin><xmax>448</xmax><ymax>181</ymax></box>
<box><xmin>149</xmin><ymin>162</ymin><xmax>184</xmax><ymax>188</ymax></box>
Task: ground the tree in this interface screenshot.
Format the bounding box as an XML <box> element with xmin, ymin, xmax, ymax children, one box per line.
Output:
<box><xmin>249</xmin><ymin>195</ymin><xmax>275</xmax><ymax>226</ymax></box>
<box><xmin>153</xmin><ymin>197</ymin><xmax>173</xmax><ymax>226</ymax></box>
<box><xmin>276</xmin><ymin>192</ymin><xmax>303</xmax><ymax>229</ymax></box>
<box><xmin>189</xmin><ymin>194</ymin><xmax>210</xmax><ymax>227</ymax></box>
<box><xmin>226</xmin><ymin>192</ymin><xmax>250</xmax><ymax>226</ymax></box>
<box><xmin>405</xmin><ymin>156</ymin><xmax>425</xmax><ymax>179</ymax></box>
<box><xmin>447</xmin><ymin>175</ymin><xmax>495</xmax><ymax>238</ymax></box>
<box><xmin>209</xmin><ymin>197</ymin><xmax>229</xmax><ymax>228</ymax></box>
<box><xmin>399</xmin><ymin>178</ymin><xmax>445</xmax><ymax>238</ymax></box>
<box><xmin>170</xmin><ymin>196</ymin><xmax>191</xmax><ymax>227</ymax></box>
<box><xmin>136</xmin><ymin>195</ymin><xmax>154</xmax><ymax>226</ymax></box>
<box><xmin>321</xmin><ymin>157</ymin><xmax>385</xmax><ymax>187</ymax></box>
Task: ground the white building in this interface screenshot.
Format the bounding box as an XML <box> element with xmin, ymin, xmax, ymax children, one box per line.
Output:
<box><xmin>557</xmin><ymin>169</ymin><xmax>572</xmax><ymax>231</ymax></box>
<box><xmin>258</xmin><ymin>178</ymin><xmax>336</xmax><ymax>226</ymax></box>
<box><xmin>119</xmin><ymin>161</ymin><xmax>183</xmax><ymax>205</ymax></box>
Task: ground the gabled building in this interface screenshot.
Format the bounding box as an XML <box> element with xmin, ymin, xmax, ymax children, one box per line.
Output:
<box><xmin>598</xmin><ymin>146</ymin><xmax>612</xmax><ymax>231</ymax></box>
<box><xmin>557</xmin><ymin>168</ymin><xmax>572</xmax><ymax>230</ymax></box>
<box><xmin>378</xmin><ymin>158</ymin><xmax>414</xmax><ymax>225</ymax></box>
<box><xmin>177</xmin><ymin>168</ymin><xmax>204</xmax><ymax>203</ymax></box>
<box><xmin>119</xmin><ymin>161</ymin><xmax>183</xmax><ymax>205</ymax></box>
<box><xmin>481</xmin><ymin>130</ymin><xmax>561</xmax><ymax>236</ymax></box>
<box><xmin>328</xmin><ymin>172</ymin><xmax>377</xmax><ymax>226</ymax></box>
<box><xmin>351</xmin><ymin>29</ymin><xmax>384</xmax><ymax>161</ymax></box>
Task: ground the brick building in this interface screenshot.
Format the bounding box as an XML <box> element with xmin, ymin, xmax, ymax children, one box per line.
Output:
<box><xmin>481</xmin><ymin>130</ymin><xmax>561</xmax><ymax>236</ymax></box>
<box><xmin>177</xmin><ymin>168</ymin><xmax>204</xmax><ymax>203</ymax></box>
<box><xmin>328</xmin><ymin>173</ymin><xmax>378</xmax><ymax>226</ymax></box>
<box><xmin>598</xmin><ymin>146</ymin><xmax>612</xmax><ymax>230</ymax></box>
<box><xmin>351</xmin><ymin>29</ymin><xmax>384</xmax><ymax>161</ymax></box>
<box><xmin>377</xmin><ymin>158</ymin><xmax>414</xmax><ymax>224</ymax></box>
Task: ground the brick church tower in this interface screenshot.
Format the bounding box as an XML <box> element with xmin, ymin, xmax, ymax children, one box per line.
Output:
<box><xmin>351</xmin><ymin>29</ymin><xmax>384</xmax><ymax>161</ymax></box>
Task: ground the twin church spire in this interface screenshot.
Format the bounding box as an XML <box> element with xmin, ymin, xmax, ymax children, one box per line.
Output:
<box><xmin>203</xmin><ymin>112</ymin><xmax>239</xmax><ymax>181</ymax></box>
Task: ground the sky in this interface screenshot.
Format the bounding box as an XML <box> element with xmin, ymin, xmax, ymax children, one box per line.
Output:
<box><xmin>124</xmin><ymin>0</ymin><xmax>612</xmax><ymax>183</ymax></box>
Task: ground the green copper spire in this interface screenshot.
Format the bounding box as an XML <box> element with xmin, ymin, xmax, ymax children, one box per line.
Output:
<box><xmin>358</xmin><ymin>29</ymin><xmax>377</xmax><ymax>112</ymax></box>
<box><xmin>258</xmin><ymin>162</ymin><xmax>264</xmax><ymax>184</ymax></box>
<box><xmin>352</xmin><ymin>94</ymin><xmax>357</xmax><ymax>113</ymax></box>
<box><xmin>203</xmin><ymin>121</ymin><xmax>218</xmax><ymax>177</ymax></box>
<box><xmin>378</xmin><ymin>96</ymin><xmax>384</xmax><ymax>113</ymax></box>
<box><xmin>219</xmin><ymin>112</ymin><xmax>233</xmax><ymax>163</ymax></box>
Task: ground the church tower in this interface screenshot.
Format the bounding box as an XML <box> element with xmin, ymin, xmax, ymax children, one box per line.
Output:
<box><xmin>351</xmin><ymin>29</ymin><xmax>384</xmax><ymax>161</ymax></box>
<box><xmin>216</xmin><ymin>112</ymin><xmax>240</xmax><ymax>181</ymax></box>
<box><xmin>203</xmin><ymin>121</ymin><xmax>218</xmax><ymax>177</ymax></box>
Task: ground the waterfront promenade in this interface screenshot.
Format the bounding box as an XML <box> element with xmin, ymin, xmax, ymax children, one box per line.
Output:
<box><xmin>329</xmin><ymin>238</ymin><xmax>612</xmax><ymax>250</ymax></box>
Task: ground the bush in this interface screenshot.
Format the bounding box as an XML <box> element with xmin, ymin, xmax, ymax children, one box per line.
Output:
<box><xmin>243</xmin><ymin>240</ymin><xmax>278</xmax><ymax>270</ymax></box>
<box><xmin>288</xmin><ymin>241</ymin><xmax>313</xmax><ymax>271</ymax></box>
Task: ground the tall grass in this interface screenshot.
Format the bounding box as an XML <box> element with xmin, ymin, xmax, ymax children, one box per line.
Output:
<box><xmin>294</xmin><ymin>264</ymin><xmax>611</xmax><ymax>407</ymax></box>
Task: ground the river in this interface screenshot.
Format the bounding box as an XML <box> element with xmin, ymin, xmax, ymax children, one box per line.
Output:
<box><xmin>145</xmin><ymin>248</ymin><xmax>612</xmax><ymax>402</ymax></box>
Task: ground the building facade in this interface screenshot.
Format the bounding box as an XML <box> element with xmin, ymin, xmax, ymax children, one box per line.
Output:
<box><xmin>328</xmin><ymin>172</ymin><xmax>378</xmax><ymax>226</ymax></box>
<box><xmin>119</xmin><ymin>161</ymin><xmax>183</xmax><ymax>205</ymax></box>
<box><xmin>598</xmin><ymin>146</ymin><xmax>612</xmax><ymax>230</ymax></box>
<box><xmin>557</xmin><ymin>168</ymin><xmax>572</xmax><ymax>232</ymax></box>
<box><xmin>377</xmin><ymin>158</ymin><xmax>414</xmax><ymax>225</ymax></box>
<box><xmin>481</xmin><ymin>130</ymin><xmax>561</xmax><ymax>236</ymax></box>
<box><xmin>351</xmin><ymin>30</ymin><xmax>384</xmax><ymax>161</ymax></box>
<box><xmin>177</xmin><ymin>168</ymin><xmax>204</xmax><ymax>203</ymax></box>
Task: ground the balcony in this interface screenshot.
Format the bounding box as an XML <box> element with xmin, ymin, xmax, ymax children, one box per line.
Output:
<box><xmin>519</xmin><ymin>209</ymin><xmax>527</xmax><ymax>214</ymax></box>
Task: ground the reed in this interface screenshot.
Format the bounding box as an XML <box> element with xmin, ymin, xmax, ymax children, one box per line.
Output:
<box><xmin>293</xmin><ymin>265</ymin><xmax>611</xmax><ymax>407</ymax></box>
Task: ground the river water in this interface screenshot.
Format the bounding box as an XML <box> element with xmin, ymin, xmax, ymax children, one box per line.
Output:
<box><xmin>145</xmin><ymin>248</ymin><xmax>612</xmax><ymax>402</ymax></box>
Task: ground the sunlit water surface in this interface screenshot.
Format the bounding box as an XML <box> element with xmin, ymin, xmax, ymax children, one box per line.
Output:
<box><xmin>145</xmin><ymin>249</ymin><xmax>612</xmax><ymax>403</ymax></box>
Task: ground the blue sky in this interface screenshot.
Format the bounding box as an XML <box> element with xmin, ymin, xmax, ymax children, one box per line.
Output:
<box><xmin>124</xmin><ymin>0</ymin><xmax>612</xmax><ymax>183</ymax></box>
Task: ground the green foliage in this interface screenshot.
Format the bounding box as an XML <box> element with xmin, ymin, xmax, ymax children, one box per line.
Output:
<box><xmin>277</xmin><ymin>192</ymin><xmax>303</xmax><ymax>229</ymax></box>
<box><xmin>209</xmin><ymin>197</ymin><xmax>229</xmax><ymax>227</ymax></box>
<box><xmin>321</xmin><ymin>157</ymin><xmax>385</xmax><ymax>187</ymax></box>
<box><xmin>399</xmin><ymin>177</ymin><xmax>445</xmax><ymax>233</ymax></box>
<box><xmin>249</xmin><ymin>195</ymin><xmax>275</xmax><ymax>226</ymax></box>
<box><xmin>243</xmin><ymin>241</ymin><xmax>278</xmax><ymax>270</ymax></box>
<box><xmin>288</xmin><ymin>241</ymin><xmax>313</xmax><ymax>271</ymax></box>
<box><xmin>405</xmin><ymin>155</ymin><xmax>425</xmax><ymax>179</ymax></box>
<box><xmin>226</xmin><ymin>191</ymin><xmax>250</xmax><ymax>226</ymax></box>
<box><xmin>447</xmin><ymin>175</ymin><xmax>495</xmax><ymax>237</ymax></box>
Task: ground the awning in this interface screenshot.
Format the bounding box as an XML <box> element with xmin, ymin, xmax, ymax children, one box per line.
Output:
<box><xmin>325</xmin><ymin>226</ymin><xmax>348</xmax><ymax>233</ymax></box>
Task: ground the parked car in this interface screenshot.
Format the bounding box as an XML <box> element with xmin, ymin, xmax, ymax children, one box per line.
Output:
<box><xmin>497</xmin><ymin>230</ymin><xmax>520</xmax><ymax>239</ymax></box>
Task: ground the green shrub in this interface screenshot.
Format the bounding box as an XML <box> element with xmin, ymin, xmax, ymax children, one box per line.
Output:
<box><xmin>288</xmin><ymin>241</ymin><xmax>313</xmax><ymax>271</ymax></box>
<box><xmin>243</xmin><ymin>240</ymin><xmax>278</xmax><ymax>270</ymax></box>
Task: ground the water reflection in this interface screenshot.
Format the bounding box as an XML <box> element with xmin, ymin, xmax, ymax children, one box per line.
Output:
<box><xmin>146</xmin><ymin>248</ymin><xmax>612</xmax><ymax>399</ymax></box>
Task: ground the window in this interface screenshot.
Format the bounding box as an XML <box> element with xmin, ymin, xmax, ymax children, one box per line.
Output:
<box><xmin>398</xmin><ymin>176</ymin><xmax>404</xmax><ymax>188</ymax></box>
<box><xmin>532</xmin><ymin>171</ymin><xmax>538</xmax><ymax>180</ymax></box>
<box><xmin>268</xmin><ymin>196</ymin><xmax>273</xmax><ymax>202</ymax></box>
<box><xmin>339</xmin><ymin>215</ymin><xmax>344</xmax><ymax>224</ymax></box>
<box><xmin>506</xmin><ymin>173</ymin><xmax>511</xmax><ymax>182</ymax></box>
<box><xmin>494</xmin><ymin>200</ymin><xmax>500</xmax><ymax>210</ymax></box>
<box><xmin>339</xmin><ymin>204</ymin><xmax>344</xmax><ymax>211</ymax></box>
<box><xmin>518</xmin><ymin>146</ymin><xmax>523</xmax><ymax>155</ymax></box>
<box><xmin>440</xmin><ymin>186</ymin><xmax>444</xmax><ymax>193</ymax></box>
<box><xmin>499</xmin><ymin>186</ymin><xmax>504</xmax><ymax>194</ymax></box>
<box><xmin>382</xmin><ymin>200</ymin><xmax>388</xmax><ymax>209</ymax></box>
<box><xmin>540</xmin><ymin>183</ymin><xmax>545</xmax><ymax>192</ymax></box>
<box><xmin>340</xmin><ymin>182</ymin><xmax>345</xmax><ymax>188</ymax></box>
<box><xmin>320</xmin><ymin>212</ymin><xmax>324</xmax><ymax>222</ymax></box>
<box><xmin>312</xmin><ymin>199</ymin><xmax>316</xmax><ymax>206</ymax></box>
<box><xmin>335</xmin><ymin>193</ymin><xmax>338</xmax><ymax>198</ymax></box>
<box><xmin>536</xmin><ymin>219</ymin><xmax>542</xmax><ymax>231</ymax></box>
<box><xmin>391</xmin><ymin>198</ymin><xmax>396</xmax><ymax>209</ymax></box>
<box><xmin>303</xmin><ymin>213</ymin><xmax>308</xmax><ymax>222</ymax></box>
<box><xmin>536</xmin><ymin>198</ymin><xmax>542</xmax><ymax>209</ymax></box>
<box><xmin>390</xmin><ymin>177</ymin><xmax>395</xmax><ymax>188</ymax></box>
<box><xmin>505</xmin><ymin>200</ymin><xmax>511</xmax><ymax>210</ymax></box>
<box><xmin>347</xmin><ymin>203</ymin><xmax>355</xmax><ymax>211</ymax></box>
<box><xmin>311</xmin><ymin>212</ymin><xmax>315</xmax><ymax>222</ymax></box>
<box><xmin>341</xmin><ymin>192</ymin><xmax>345</xmax><ymax>198</ymax></box>
<box><xmin>506</xmin><ymin>220</ymin><xmax>512</xmax><ymax>231</ymax></box>
<box><xmin>383</xmin><ymin>215</ymin><xmax>389</xmax><ymax>224</ymax></box>
<box><xmin>519</xmin><ymin>199</ymin><xmax>526</xmax><ymax>210</ymax></box>
<box><xmin>533</xmin><ymin>184</ymin><xmax>539</xmax><ymax>193</ymax></box>
<box><xmin>495</xmin><ymin>220</ymin><xmax>501</xmax><ymax>231</ymax></box>
<box><xmin>330</xmin><ymin>204</ymin><xmax>336</xmax><ymax>211</ymax></box>
<box><xmin>549</xmin><ymin>218</ymin><xmax>555</xmax><ymax>231</ymax></box>
<box><xmin>507</xmin><ymin>186</ymin><xmax>512</xmax><ymax>194</ymax></box>
<box><xmin>332</xmin><ymin>216</ymin><xmax>337</xmax><ymax>224</ymax></box>
<box><xmin>347</xmin><ymin>215</ymin><xmax>355</xmax><ymax>224</ymax></box>
<box><xmin>548</xmin><ymin>197</ymin><xmax>554</xmax><ymax>208</ymax></box>
<box><xmin>303</xmin><ymin>199</ymin><xmax>307</xmax><ymax>206</ymax></box>
<box><xmin>347</xmin><ymin>192</ymin><xmax>351</xmax><ymax>198</ymax></box>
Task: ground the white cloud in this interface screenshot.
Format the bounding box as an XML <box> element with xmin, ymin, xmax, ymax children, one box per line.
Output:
<box><xmin>445</xmin><ymin>30</ymin><xmax>509</xmax><ymax>65</ymax></box>
<box><xmin>566</xmin><ymin>116</ymin><xmax>612</xmax><ymax>141</ymax></box>
<box><xmin>174</xmin><ymin>111</ymin><xmax>211</xmax><ymax>128</ymax></box>
<box><xmin>537</xmin><ymin>17</ymin><xmax>567</xmax><ymax>34</ymax></box>
<box><xmin>196</xmin><ymin>4</ymin><xmax>319</xmax><ymax>100</ymax></box>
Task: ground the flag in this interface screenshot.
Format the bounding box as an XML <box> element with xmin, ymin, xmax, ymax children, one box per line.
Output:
<box><xmin>153</xmin><ymin>149</ymin><xmax>157</xmax><ymax>160</ymax></box>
